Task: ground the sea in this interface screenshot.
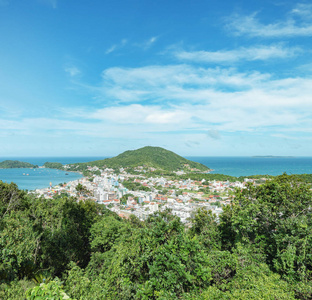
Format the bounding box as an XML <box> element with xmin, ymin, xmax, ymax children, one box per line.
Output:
<box><xmin>0</xmin><ymin>157</ymin><xmax>104</xmax><ymax>191</ymax></box>
<box><xmin>1</xmin><ymin>156</ymin><xmax>312</xmax><ymax>191</ymax></box>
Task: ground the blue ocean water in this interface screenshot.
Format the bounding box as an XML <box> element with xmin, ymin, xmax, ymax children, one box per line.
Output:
<box><xmin>0</xmin><ymin>168</ymin><xmax>83</xmax><ymax>191</ymax></box>
<box><xmin>1</xmin><ymin>156</ymin><xmax>312</xmax><ymax>190</ymax></box>
<box><xmin>187</xmin><ymin>156</ymin><xmax>312</xmax><ymax>177</ymax></box>
<box><xmin>0</xmin><ymin>157</ymin><xmax>104</xmax><ymax>191</ymax></box>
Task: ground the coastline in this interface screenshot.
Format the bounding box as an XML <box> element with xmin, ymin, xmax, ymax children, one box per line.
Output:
<box><xmin>0</xmin><ymin>166</ymin><xmax>83</xmax><ymax>191</ymax></box>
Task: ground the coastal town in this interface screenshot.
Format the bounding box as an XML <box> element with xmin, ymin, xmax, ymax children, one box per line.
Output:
<box><xmin>34</xmin><ymin>164</ymin><xmax>259</xmax><ymax>224</ymax></box>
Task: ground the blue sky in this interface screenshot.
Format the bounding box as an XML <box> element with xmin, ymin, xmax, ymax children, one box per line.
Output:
<box><xmin>1</xmin><ymin>0</ymin><xmax>312</xmax><ymax>156</ymax></box>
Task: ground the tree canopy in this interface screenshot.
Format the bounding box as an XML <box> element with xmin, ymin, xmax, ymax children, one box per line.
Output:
<box><xmin>1</xmin><ymin>174</ymin><xmax>312</xmax><ymax>299</ymax></box>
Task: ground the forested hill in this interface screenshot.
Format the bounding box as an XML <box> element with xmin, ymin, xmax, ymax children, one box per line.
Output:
<box><xmin>75</xmin><ymin>146</ymin><xmax>210</xmax><ymax>172</ymax></box>
<box><xmin>0</xmin><ymin>160</ymin><xmax>38</xmax><ymax>169</ymax></box>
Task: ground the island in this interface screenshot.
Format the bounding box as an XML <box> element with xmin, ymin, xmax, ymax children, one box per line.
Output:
<box><xmin>0</xmin><ymin>160</ymin><xmax>38</xmax><ymax>169</ymax></box>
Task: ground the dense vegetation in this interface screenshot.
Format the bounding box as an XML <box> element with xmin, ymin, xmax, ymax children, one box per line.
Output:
<box><xmin>72</xmin><ymin>146</ymin><xmax>210</xmax><ymax>172</ymax></box>
<box><xmin>1</xmin><ymin>174</ymin><xmax>312</xmax><ymax>299</ymax></box>
<box><xmin>179</xmin><ymin>173</ymin><xmax>242</xmax><ymax>182</ymax></box>
<box><xmin>0</xmin><ymin>160</ymin><xmax>38</xmax><ymax>169</ymax></box>
<box><xmin>180</xmin><ymin>172</ymin><xmax>312</xmax><ymax>184</ymax></box>
<box><xmin>43</xmin><ymin>162</ymin><xmax>64</xmax><ymax>170</ymax></box>
<box><xmin>123</xmin><ymin>180</ymin><xmax>151</xmax><ymax>192</ymax></box>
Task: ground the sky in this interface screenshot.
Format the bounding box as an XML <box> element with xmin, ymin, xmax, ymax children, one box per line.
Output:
<box><xmin>1</xmin><ymin>0</ymin><xmax>312</xmax><ymax>157</ymax></box>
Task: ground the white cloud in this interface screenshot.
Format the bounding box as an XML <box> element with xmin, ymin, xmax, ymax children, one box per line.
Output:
<box><xmin>291</xmin><ymin>3</ymin><xmax>312</xmax><ymax>20</ymax></box>
<box><xmin>90</xmin><ymin>104</ymin><xmax>190</xmax><ymax>125</ymax></box>
<box><xmin>4</xmin><ymin>62</ymin><xmax>312</xmax><ymax>154</ymax></box>
<box><xmin>99</xmin><ymin>65</ymin><xmax>270</xmax><ymax>103</ymax></box>
<box><xmin>228</xmin><ymin>8</ymin><xmax>312</xmax><ymax>37</ymax></box>
<box><xmin>174</xmin><ymin>45</ymin><xmax>300</xmax><ymax>63</ymax></box>
<box><xmin>90</xmin><ymin>64</ymin><xmax>312</xmax><ymax>135</ymax></box>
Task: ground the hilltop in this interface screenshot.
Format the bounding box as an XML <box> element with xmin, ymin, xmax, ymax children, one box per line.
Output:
<box><xmin>75</xmin><ymin>146</ymin><xmax>210</xmax><ymax>172</ymax></box>
<box><xmin>0</xmin><ymin>160</ymin><xmax>38</xmax><ymax>169</ymax></box>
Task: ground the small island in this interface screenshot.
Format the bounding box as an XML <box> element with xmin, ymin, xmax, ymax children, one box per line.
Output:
<box><xmin>0</xmin><ymin>160</ymin><xmax>38</xmax><ymax>169</ymax></box>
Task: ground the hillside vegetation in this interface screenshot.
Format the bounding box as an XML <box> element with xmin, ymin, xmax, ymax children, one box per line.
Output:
<box><xmin>0</xmin><ymin>160</ymin><xmax>38</xmax><ymax>169</ymax></box>
<box><xmin>74</xmin><ymin>146</ymin><xmax>210</xmax><ymax>172</ymax></box>
<box><xmin>1</xmin><ymin>174</ymin><xmax>312</xmax><ymax>299</ymax></box>
<box><xmin>43</xmin><ymin>162</ymin><xmax>64</xmax><ymax>170</ymax></box>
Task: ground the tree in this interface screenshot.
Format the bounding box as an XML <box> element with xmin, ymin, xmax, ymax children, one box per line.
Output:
<box><xmin>75</xmin><ymin>183</ymin><xmax>90</xmax><ymax>197</ymax></box>
<box><xmin>0</xmin><ymin>211</ymin><xmax>39</xmax><ymax>281</ymax></box>
<box><xmin>188</xmin><ymin>208</ymin><xmax>221</xmax><ymax>250</ymax></box>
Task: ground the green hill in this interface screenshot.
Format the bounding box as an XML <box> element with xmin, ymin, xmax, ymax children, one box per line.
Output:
<box><xmin>0</xmin><ymin>160</ymin><xmax>38</xmax><ymax>169</ymax></box>
<box><xmin>78</xmin><ymin>146</ymin><xmax>210</xmax><ymax>172</ymax></box>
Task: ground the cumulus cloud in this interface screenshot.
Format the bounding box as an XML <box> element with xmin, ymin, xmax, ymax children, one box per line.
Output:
<box><xmin>88</xmin><ymin>64</ymin><xmax>312</xmax><ymax>136</ymax></box>
<box><xmin>5</xmin><ymin>62</ymin><xmax>312</xmax><ymax>154</ymax></box>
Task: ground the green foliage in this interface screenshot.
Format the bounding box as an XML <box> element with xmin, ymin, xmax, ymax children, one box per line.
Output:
<box><xmin>123</xmin><ymin>180</ymin><xmax>151</xmax><ymax>192</ymax></box>
<box><xmin>32</xmin><ymin>270</ymin><xmax>52</xmax><ymax>284</ymax></box>
<box><xmin>179</xmin><ymin>173</ymin><xmax>241</xmax><ymax>182</ymax></box>
<box><xmin>0</xmin><ymin>160</ymin><xmax>38</xmax><ymax>169</ymax></box>
<box><xmin>75</xmin><ymin>183</ymin><xmax>90</xmax><ymax>196</ymax></box>
<box><xmin>220</xmin><ymin>174</ymin><xmax>312</xmax><ymax>282</ymax></box>
<box><xmin>0</xmin><ymin>181</ymin><xmax>29</xmax><ymax>219</ymax></box>
<box><xmin>43</xmin><ymin>162</ymin><xmax>64</xmax><ymax>170</ymax></box>
<box><xmin>0</xmin><ymin>279</ymin><xmax>35</xmax><ymax>300</ymax></box>
<box><xmin>82</xmin><ymin>169</ymin><xmax>101</xmax><ymax>177</ymax></box>
<box><xmin>34</xmin><ymin>197</ymin><xmax>100</xmax><ymax>276</ymax></box>
<box><xmin>26</xmin><ymin>278</ymin><xmax>71</xmax><ymax>299</ymax></box>
<box><xmin>197</xmin><ymin>263</ymin><xmax>295</xmax><ymax>300</ymax></box>
<box><xmin>3</xmin><ymin>174</ymin><xmax>312</xmax><ymax>299</ymax></box>
<box><xmin>293</xmin><ymin>173</ymin><xmax>312</xmax><ymax>184</ymax></box>
<box><xmin>0</xmin><ymin>211</ymin><xmax>39</xmax><ymax>281</ymax></box>
<box><xmin>120</xmin><ymin>193</ymin><xmax>134</xmax><ymax>204</ymax></box>
<box><xmin>0</xmin><ymin>180</ymin><xmax>102</xmax><ymax>282</ymax></box>
<box><xmin>90</xmin><ymin>215</ymin><xmax>129</xmax><ymax>253</ymax></box>
<box><xmin>188</xmin><ymin>208</ymin><xmax>221</xmax><ymax>250</ymax></box>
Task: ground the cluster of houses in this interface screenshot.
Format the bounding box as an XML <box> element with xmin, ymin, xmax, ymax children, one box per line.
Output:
<box><xmin>34</xmin><ymin>166</ymin><xmax>260</xmax><ymax>223</ymax></box>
